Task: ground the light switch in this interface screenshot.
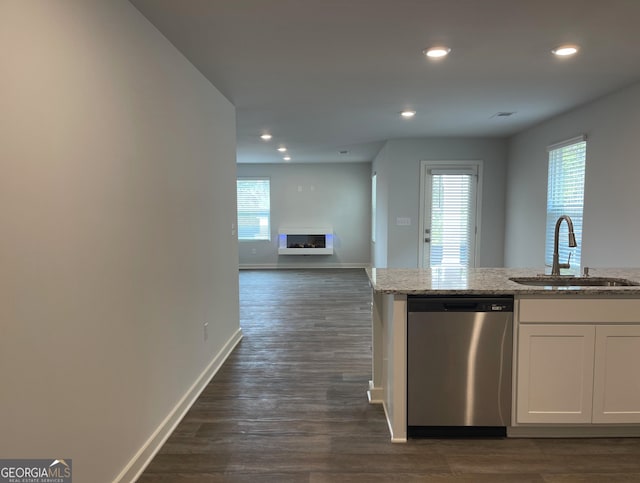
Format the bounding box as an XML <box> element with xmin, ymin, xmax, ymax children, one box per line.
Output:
<box><xmin>396</xmin><ymin>217</ymin><xmax>411</xmax><ymax>226</ymax></box>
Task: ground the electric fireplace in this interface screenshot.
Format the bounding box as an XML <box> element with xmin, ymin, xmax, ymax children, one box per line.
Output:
<box><xmin>278</xmin><ymin>228</ymin><xmax>333</xmax><ymax>255</ymax></box>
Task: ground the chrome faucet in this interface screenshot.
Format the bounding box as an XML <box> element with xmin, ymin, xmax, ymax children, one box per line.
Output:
<box><xmin>551</xmin><ymin>215</ymin><xmax>577</xmax><ymax>276</ymax></box>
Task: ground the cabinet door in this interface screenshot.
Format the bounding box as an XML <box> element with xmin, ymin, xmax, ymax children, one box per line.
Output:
<box><xmin>517</xmin><ymin>324</ymin><xmax>595</xmax><ymax>424</ymax></box>
<box><xmin>593</xmin><ymin>325</ymin><xmax>640</xmax><ymax>424</ymax></box>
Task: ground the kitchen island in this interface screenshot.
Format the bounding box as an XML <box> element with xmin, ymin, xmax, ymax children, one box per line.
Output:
<box><xmin>366</xmin><ymin>267</ymin><xmax>640</xmax><ymax>442</ymax></box>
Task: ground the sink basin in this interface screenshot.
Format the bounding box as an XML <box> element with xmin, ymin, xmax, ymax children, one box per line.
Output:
<box><xmin>509</xmin><ymin>276</ymin><xmax>640</xmax><ymax>287</ymax></box>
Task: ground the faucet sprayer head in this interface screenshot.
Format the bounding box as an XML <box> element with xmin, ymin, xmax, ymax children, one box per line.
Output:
<box><xmin>568</xmin><ymin>231</ymin><xmax>577</xmax><ymax>247</ymax></box>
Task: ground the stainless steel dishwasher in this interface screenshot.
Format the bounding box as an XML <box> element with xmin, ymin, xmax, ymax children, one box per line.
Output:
<box><xmin>407</xmin><ymin>295</ymin><xmax>513</xmax><ymax>437</ymax></box>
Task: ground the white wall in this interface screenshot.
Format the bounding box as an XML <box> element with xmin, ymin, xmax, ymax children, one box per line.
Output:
<box><xmin>371</xmin><ymin>143</ymin><xmax>390</xmax><ymax>268</ymax></box>
<box><xmin>0</xmin><ymin>2</ymin><xmax>239</xmax><ymax>482</ymax></box>
<box><xmin>372</xmin><ymin>138</ymin><xmax>508</xmax><ymax>268</ymax></box>
<box><xmin>237</xmin><ymin>162</ymin><xmax>371</xmax><ymax>268</ymax></box>
<box><xmin>505</xmin><ymin>81</ymin><xmax>640</xmax><ymax>268</ymax></box>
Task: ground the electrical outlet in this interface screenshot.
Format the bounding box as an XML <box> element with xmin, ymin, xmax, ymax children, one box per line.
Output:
<box><xmin>251</xmin><ymin>248</ymin><xmax>257</xmax><ymax>254</ymax></box>
<box><xmin>203</xmin><ymin>322</ymin><xmax>209</xmax><ymax>341</ymax></box>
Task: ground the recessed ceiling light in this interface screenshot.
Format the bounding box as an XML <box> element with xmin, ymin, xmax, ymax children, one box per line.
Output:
<box><xmin>423</xmin><ymin>46</ymin><xmax>451</xmax><ymax>58</ymax></box>
<box><xmin>552</xmin><ymin>45</ymin><xmax>579</xmax><ymax>57</ymax></box>
<box><xmin>277</xmin><ymin>146</ymin><xmax>287</xmax><ymax>152</ymax></box>
<box><xmin>260</xmin><ymin>133</ymin><xmax>272</xmax><ymax>141</ymax></box>
<box><xmin>400</xmin><ymin>110</ymin><xmax>416</xmax><ymax>118</ymax></box>
<box><xmin>283</xmin><ymin>156</ymin><xmax>291</xmax><ymax>161</ymax></box>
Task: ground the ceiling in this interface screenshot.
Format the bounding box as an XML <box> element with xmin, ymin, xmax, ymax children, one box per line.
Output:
<box><xmin>130</xmin><ymin>0</ymin><xmax>640</xmax><ymax>164</ymax></box>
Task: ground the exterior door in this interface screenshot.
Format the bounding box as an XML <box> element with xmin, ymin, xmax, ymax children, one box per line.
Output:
<box><xmin>420</xmin><ymin>162</ymin><xmax>480</xmax><ymax>268</ymax></box>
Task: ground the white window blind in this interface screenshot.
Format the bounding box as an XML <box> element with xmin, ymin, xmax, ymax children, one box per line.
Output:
<box><xmin>545</xmin><ymin>137</ymin><xmax>586</xmax><ymax>268</ymax></box>
<box><xmin>237</xmin><ymin>178</ymin><xmax>270</xmax><ymax>240</ymax></box>
<box><xmin>429</xmin><ymin>168</ymin><xmax>476</xmax><ymax>268</ymax></box>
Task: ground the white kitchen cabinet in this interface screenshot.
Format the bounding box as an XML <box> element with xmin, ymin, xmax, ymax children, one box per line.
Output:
<box><xmin>517</xmin><ymin>324</ymin><xmax>595</xmax><ymax>424</ymax></box>
<box><xmin>516</xmin><ymin>297</ymin><xmax>640</xmax><ymax>426</ymax></box>
<box><xmin>592</xmin><ymin>325</ymin><xmax>640</xmax><ymax>423</ymax></box>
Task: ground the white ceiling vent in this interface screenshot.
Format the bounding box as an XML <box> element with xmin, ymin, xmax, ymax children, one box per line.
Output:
<box><xmin>491</xmin><ymin>112</ymin><xmax>516</xmax><ymax>118</ymax></box>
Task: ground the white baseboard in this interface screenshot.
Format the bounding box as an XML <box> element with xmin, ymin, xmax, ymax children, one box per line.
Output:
<box><xmin>239</xmin><ymin>262</ymin><xmax>370</xmax><ymax>270</ymax></box>
<box><xmin>114</xmin><ymin>327</ymin><xmax>243</xmax><ymax>483</ymax></box>
<box><xmin>367</xmin><ymin>380</ymin><xmax>384</xmax><ymax>404</ymax></box>
<box><xmin>381</xmin><ymin>401</ymin><xmax>407</xmax><ymax>443</ymax></box>
<box><xmin>508</xmin><ymin>425</ymin><xmax>640</xmax><ymax>438</ymax></box>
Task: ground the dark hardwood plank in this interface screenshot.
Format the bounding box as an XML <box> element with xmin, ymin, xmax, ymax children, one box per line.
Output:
<box><xmin>139</xmin><ymin>269</ymin><xmax>640</xmax><ymax>482</ymax></box>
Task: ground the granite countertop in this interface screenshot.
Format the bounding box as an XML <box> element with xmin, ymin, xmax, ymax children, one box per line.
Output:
<box><xmin>366</xmin><ymin>267</ymin><xmax>640</xmax><ymax>295</ymax></box>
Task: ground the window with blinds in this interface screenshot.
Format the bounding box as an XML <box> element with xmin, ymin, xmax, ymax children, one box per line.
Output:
<box><xmin>545</xmin><ymin>137</ymin><xmax>586</xmax><ymax>268</ymax></box>
<box><xmin>429</xmin><ymin>168</ymin><xmax>477</xmax><ymax>268</ymax></box>
<box><xmin>237</xmin><ymin>178</ymin><xmax>271</xmax><ymax>240</ymax></box>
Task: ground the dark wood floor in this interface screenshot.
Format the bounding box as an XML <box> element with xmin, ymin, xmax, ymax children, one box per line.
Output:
<box><xmin>139</xmin><ymin>269</ymin><xmax>640</xmax><ymax>482</ymax></box>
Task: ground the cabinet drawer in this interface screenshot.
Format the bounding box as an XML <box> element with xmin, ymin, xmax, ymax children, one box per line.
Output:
<box><xmin>518</xmin><ymin>298</ymin><xmax>640</xmax><ymax>324</ymax></box>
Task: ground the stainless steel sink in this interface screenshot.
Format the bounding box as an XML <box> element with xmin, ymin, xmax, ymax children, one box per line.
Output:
<box><xmin>509</xmin><ymin>276</ymin><xmax>640</xmax><ymax>287</ymax></box>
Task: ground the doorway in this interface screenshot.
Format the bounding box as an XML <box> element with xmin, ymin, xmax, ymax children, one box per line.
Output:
<box><xmin>418</xmin><ymin>161</ymin><xmax>482</xmax><ymax>268</ymax></box>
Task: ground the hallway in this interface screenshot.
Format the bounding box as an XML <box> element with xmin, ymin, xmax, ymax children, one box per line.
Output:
<box><xmin>140</xmin><ymin>269</ymin><xmax>640</xmax><ymax>482</ymax></box>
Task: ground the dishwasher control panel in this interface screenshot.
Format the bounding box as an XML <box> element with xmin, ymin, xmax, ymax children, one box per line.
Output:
<box><xmin>490</xmin><ymin>303</ymin><xmax>510</xmax><ymax>311</ymax></box>
<box><xmin>407</xmin><ymin>295</ymin><xmax>513</xmax><ymax>313</ymax></box>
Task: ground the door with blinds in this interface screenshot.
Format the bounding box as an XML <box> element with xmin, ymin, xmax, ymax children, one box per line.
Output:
<box><xmin>419</xmin><ymin>162</ymin><xmax>480</xmax><ymax>269</ymax></box>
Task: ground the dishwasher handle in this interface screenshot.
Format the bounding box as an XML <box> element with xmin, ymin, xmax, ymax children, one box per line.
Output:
<box><xmin>443</xmin><ymin>302</ymin><xmax>480</xmax><ymax>311</ymax></box>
